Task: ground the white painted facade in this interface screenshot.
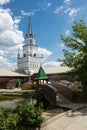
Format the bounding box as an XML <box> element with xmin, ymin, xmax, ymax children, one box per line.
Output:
<box><xmin>17</xmin><ymin>17</ymin><xmax>44</xmax><ymax>74</ymax></box>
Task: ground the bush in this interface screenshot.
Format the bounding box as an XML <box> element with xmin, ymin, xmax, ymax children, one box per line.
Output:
<box><xmin>0</xmin><ymin>104</ymin><xmax>44</xmax><ymax>130</ymax></box>
<box><xmin>0</xmin><ymin>107</ymin><xmax>17</xmax><ymax>130</ymax></box>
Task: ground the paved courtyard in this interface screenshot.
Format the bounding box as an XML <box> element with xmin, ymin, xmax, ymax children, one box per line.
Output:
<box><xmin>41</xmin><ymin>104</ymin><xmax>87</xmax><ymax>130</ymax></box>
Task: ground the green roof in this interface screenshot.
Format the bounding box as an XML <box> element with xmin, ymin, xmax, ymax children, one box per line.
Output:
<box><xmin>35</xmin><ymin>66</ymin><xmax>48</xmax><ymax>80</ymax></box>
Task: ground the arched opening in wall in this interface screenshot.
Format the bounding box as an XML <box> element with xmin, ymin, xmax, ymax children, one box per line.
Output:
<box><xmin>23</xmin><ymin>53</ymin><xmax>26</xmax><ymax>57</ymax></box>
<box><xmin>34</xmin><ymin>53</ymin><xmax>36</xmax><ymax>57</ymax></box>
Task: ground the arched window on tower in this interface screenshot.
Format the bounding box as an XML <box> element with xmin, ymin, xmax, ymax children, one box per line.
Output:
<box><xmin>23</xmin><ymin>53</ymin><xmax>26</xmax><ymax>57</ymax></box>
<box><xmin>30</xmin><ymin>53</ymin><xmax>32</xmax><ymax>56</ymax></box>
<box><xmin>30</xmin><ymin>39</ymin><xmax>32</xmax><ymax>45</ymax></box>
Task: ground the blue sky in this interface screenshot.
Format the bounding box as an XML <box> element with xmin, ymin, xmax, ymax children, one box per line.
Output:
<box><xmin>0</xmin><ymin>0</ymin><xmax>87</xmax><ymax>69</ymax></box>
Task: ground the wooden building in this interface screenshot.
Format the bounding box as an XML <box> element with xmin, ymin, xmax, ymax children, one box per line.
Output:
<box><xmin>0</xmin><ymin>69</ymin><xmax>28</xmax><ymax>89</ymax></box>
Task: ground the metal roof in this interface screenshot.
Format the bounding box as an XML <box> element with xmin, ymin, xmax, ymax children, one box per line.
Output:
<box><xmin>33</xmin><ymin>66</ymin><xmax>70</xmax><ymax>75</ymax></box>
<box><xmin>35</xmin><ymin>66</ymin><xmax>48</xmax><ymax>80</ymax></box>
<box><xmin>0</xmin><ymin>69</ymin><xmax>28</xmax><ymax>77</ymax></box>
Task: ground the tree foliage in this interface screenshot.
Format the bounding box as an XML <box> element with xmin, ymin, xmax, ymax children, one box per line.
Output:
<box><xmin>60</xmin><ymin>20</ymin><xmax>87</xmax><ymax>101</ymax></box>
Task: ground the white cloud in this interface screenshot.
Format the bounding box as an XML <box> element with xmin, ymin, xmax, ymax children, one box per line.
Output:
<box><xmin>0</xmin><ymin>8</ymin><xmax>24</xmax><ymax>69</ymax></box>
<box><xmin>0</xmin><ymin>30</ymin><xmax>24</xmax><ymax>46</ymax></box>
<box><xmin>45</xmin><ymin>61</ymin><xmax>61</xmax><ymax>66</ymax></box>
<box><xmin>54</xmin><ymin>6</ymin><xmax>63</xmax><ymax>14</ymax></box>
<box><xmin>0</xmin><ymin>0</ymin><xmax>10</xmax><ymax>5</ymax></box>
<box><xmin>46</xmin><ymin>2</ymin><xmax>51</xmax><ymax>7</ymax></box>
<box><xmin>13</xmin><ymin>16</ymin><xmax>21</xmax><ymax>29</ymax></box>
<box><xmin>65</xmin><ymin>7</ymin><xmax>80</xmax><ymax>18</ymax></box>
<box><xmin>39</xmin><ymin>1</ymin><xmax>52</xmax><ymax>11</ymax></box>
<box><xmin>57</xmin><ymin>43</ymin><xmax>64</xmax><ymax>48</ymax></box>
<box><xmin>0</xmin><ymin>55</ymin><xmax>16</xmax><ymax>69</ymax></box>
<box><xmin>21</xmin><ymin>10</ymin><xmax>34</xmax><ymax>16</ymax></box>
<box><xmin>64</xmin><ymin>7</ymin><xmax>71</xmax><ymax>13</ymax></box>
<box><xmin>64</xmin><ymin>0</ymin><xmax>71</xmax><ymax>4</ymax></box>
<box><xmin>69</xmin><ymin>8</ymin><xmax>79</xmax><ymax>17</ymax></box>
<box><xmin>65</xmin><ymin>30</ymin><xmax>70</xmax><ymax>35</ymax></box>
<box><xmin>0</xmin><ymin>50</ymin><xmax>4</xmax><ymax>55</ymax></box>
<box><xmin>14</xmin><ymin>17</ymin><xmax>21</xmax><ymax>24</ymax></box>
<box><xmin>0</xmin><ymin>8</ymin><xmax>24</xmax><ymax>45</ymax></box>
<box><xmin>38</xmin><ymin>47</ymin><xmax>52</xmax><ymax>58</ymax></box>
<box><xmin>0</xmin><ymin>44</ymin><xmax>23</xmax><ymax>61</ymax></box>
<box><xmin>61</xmin><ymin>43</ymin><xmax>64</xmax><ymax>47</ymax></box>
<box><xmin>0</xmin><ymin>8</ymin><xmax>14</xmax><ymax>32</ymax></box>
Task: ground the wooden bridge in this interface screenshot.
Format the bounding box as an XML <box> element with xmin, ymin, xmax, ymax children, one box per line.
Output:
<box><xmin>37</xmin><ymin>83</ymin><xmax>73</xmax><ymax>107</ymax></box>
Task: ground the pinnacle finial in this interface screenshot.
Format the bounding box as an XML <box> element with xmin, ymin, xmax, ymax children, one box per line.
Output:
<box><xmin>17</xmin><ymin>48</ymin><xmax>20</xmax><ymax>59</ymax></box>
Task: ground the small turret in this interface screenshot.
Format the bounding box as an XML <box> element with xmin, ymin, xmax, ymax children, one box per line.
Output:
<box><xmin>17</xmin><ymin>49</ymin><xmax>20</xmax><ymax>59</ymax></box>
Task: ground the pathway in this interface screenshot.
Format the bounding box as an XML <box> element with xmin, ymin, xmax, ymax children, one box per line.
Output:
<box><xmin>41</xmin><ymin>104</ymin><xmax>87</xmax><ymax>130</ymax></box>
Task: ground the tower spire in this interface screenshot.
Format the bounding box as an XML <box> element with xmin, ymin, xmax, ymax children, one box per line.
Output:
<box><xmin>28</xmin><ymin>16</ymin><xmax>32</xmax><ymax>35</ymax></box>
<box><xmin>25</xmin><ymin>16</ymin><xmax>35</xmax><ymax>39</ymax></box>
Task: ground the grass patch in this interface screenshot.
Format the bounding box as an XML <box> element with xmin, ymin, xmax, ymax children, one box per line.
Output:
<box><xmin>0</xmin><ymin>95</ymin><xmax>26</xmax><ymax>101</ymax></box>
<box><xmin>0</xmin><ymin>90</ymin><xmax>36</xmax><ymax>101</ymax></box>
<box><xmin>0</xmin><ymin>89</ymin><xmax>36</xmax><ymax>94</ymax></box>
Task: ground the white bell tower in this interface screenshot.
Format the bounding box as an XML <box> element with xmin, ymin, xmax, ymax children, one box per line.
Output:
<box><xmin>17</xmin><ymin>17</ymin><xmax>44</xmax><ymax>74</ymax></box>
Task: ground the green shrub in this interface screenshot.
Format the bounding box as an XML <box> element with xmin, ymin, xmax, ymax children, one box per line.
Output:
<box><xmin>0</xmin><ymin>103</ymin><xmax>44</xmax><ymax>130</ymax></box>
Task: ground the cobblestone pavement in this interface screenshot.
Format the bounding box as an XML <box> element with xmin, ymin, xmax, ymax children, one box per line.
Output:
<box><xmin>41</xmin><ymin>105</ymin><xmax>87</xmax><ymax>130</ymax></box>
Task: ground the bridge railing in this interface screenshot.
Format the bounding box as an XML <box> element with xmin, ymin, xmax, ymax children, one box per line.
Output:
<box><xmin>52</xmin><ymin>83</ymin><xmax>74</xmax><ymax>100</ymax></box>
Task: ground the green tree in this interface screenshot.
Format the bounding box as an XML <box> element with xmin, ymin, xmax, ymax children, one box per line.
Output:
<box><xmin>12</xmin><ymin>78</ymin><xmax>22</xmax><ymax>88</ymax></box>
<box><xmin>60</xmin><ymin>20</ymin><xmax>87</xmax><ymax>101</ymax></box>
